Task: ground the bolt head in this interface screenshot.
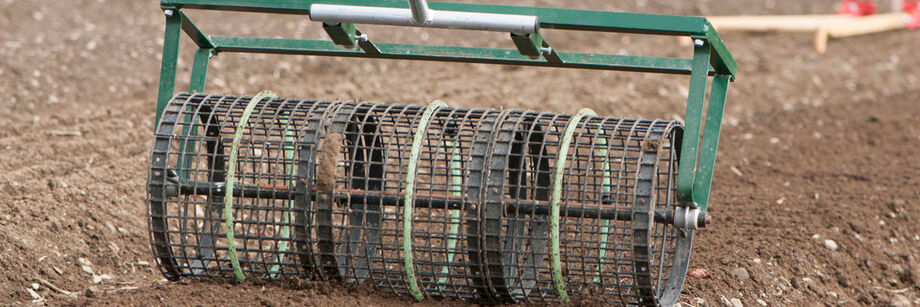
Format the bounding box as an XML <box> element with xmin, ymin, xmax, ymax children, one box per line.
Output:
<box><xmin>693</xmin><ymin>39</ymin><xmax>705</xmax><ymax>47</ymax></box>
<box><xmin>164</xmin><ymin>9</ymin><xmax>175</xmax><ymax>17</ymax></box>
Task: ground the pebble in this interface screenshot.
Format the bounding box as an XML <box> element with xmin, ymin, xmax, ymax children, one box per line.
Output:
<box><xmin>730</xmin><ymin>298</ymin><xmax>743</xmax><ymax>307</ymax></box>
<box><xmin>81</xmin><ymin>265</ymin><xmax>94</xmax><ymax>275</ymax></box>
<box><xmin>85</xmin><ymin>286</ymin><xmax>99</xmax><ymax>298</ymax></box>
<box><xmin>108</xmin><ymin>242</ymin><xmax>120</xmax><ymax>254</ymax></box>
<box><xmin>720</xmin><ymin>295</ymin><xmax>733</xmax><ymax>306</ymax></box>
<box><xmin>823</xmin><ymin>239</ymin><xmax>838</xmax><ymax>251</ymax></box>
<box><xmin>77</xmin><ymin>257</ymin><xmax>92</xmax><ymax>266</ymax></box>
<box><xmin>30</xmin><ymin>283</ymin><xmax>39</xmax><ymax>290</ymax></box>
<box><xmin>27</xmin><ymin>288</ymin><xmax>41</xmax><ymax>300</ymax></box>
<box><xmin>104</xmin><ymin>221</ymin><xmax>117</xmax><ymax>233</ymax></box>
<box><xmin>800</xmin><ymin>277</ymin><xmax>825</xmax><ymax>295</ymax></box>
<box><xmin>890</xmin><ymin>294</ymin><xmax>911</xmax><ymax>307</ymax></box>
<box><xmin>756</xmin><ymin>299</ymin><xmax>767</xmax><ymax>306</ymax></box>
<box><xmin>732</xmin><ymin>267</ymin><xmax>750</xmax><ymax>281</ymax></box>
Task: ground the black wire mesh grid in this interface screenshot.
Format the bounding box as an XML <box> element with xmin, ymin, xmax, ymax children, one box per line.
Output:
<box><xmin>148</xmin><ymin>93</ymin><xmax>693</xmax><ymax>305</ymax></box>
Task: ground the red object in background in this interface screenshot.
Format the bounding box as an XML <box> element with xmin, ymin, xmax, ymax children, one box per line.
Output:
<box><xmin>907</xmin><ymin>1</ymin><xmax>920</xmax><ymax>29</ymax></box>
<box><xmin>905</xmin><ymin>0</ymin><xmax>920</xmax><ymax>12</ymax></box>
<box><xmin>838</xmin><ymin>0</ymin><xmax>877</xmax><ymax>16</ymax></box>
<box><xmin>688</xmin><ymin>268</ymin><xmax>713</xmax><ymax>280</ymax></box>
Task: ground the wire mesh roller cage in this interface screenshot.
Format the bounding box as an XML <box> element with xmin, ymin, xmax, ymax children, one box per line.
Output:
<box><xmin>149</xmin><ymin>93</ymin><xmax>690</xmax><ymax>304</ymax></box>
<box><xmin>149</xmin><ymin>0</ymin><xmax>736</xmax><ymax>305</ymax></box>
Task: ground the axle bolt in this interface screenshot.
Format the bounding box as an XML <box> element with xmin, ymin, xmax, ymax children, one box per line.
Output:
<box><xmin>693</xmin><ymin>39</ymin><xmax>705</xmax><ymax>47</ymax></box>
<box><xmin>164</xmin><ymin>9</ymin><xmax>175</xmax><ymax>17</ymax></box>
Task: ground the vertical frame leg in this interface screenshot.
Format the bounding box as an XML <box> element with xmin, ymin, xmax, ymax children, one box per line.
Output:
<box><xmin>692</xmin><ymin>75</ymin><xmax>730</xmax><ymax>211</ymax></box>
<box><xmin>189</xmin><ymin>48</ymin><xmax>212</xmax><ymax>93</ymax></box>
<box><xmin>155</xmin><ymin>11</ymin><xmax>182</xmax><ymax>129</ymax></box>
<box><xmin>675</xmin><ymin>37</ymin><xmax>712</xmax><ymax>206</ymax></box>
<box><xmin>177</xmin><ymin>48</ymin><xmax>213</xmax><ymax>178</ymax></box>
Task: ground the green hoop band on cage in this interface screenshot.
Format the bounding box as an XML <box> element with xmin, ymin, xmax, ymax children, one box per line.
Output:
<box><xmin>403</xmin><ymin>100</ymin><xmax>448</xmax><ymax>301</ymax></box>
<box><xmin>594</xmin><ymin>133</ymin><xmax>612</xmax><ymax>283</ymax></box>
<box><xmin>224</xmin><ymin>91</ymin><xmax>277</xmax><ymax>282</ymax></box>
<box><xmin>551</xmin><ymin>108</ymin><xmax>596</xmax><ymax>303</ymax></box>
<box><xmin>268</xmin><ymin>111</ymin><xmax>297</xmax><ymax>278</ymax></box>
<box><xmin>437</xmin><ymin>122</ymin><xmax>463</xmax><ymax>288</ymax></box>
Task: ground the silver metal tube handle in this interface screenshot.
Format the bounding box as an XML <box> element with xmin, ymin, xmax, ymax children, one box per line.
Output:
<box><xmin>408</xmin><ymin>0</ymin><xmax>432</xmax><ymax>25</ymax></box>
<box><xmin>309</xmin><ymin>3</ymin><xmax>539</xmax><ymax>34</ymax></box>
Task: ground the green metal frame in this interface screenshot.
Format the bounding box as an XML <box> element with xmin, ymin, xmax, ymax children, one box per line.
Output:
<box><xmin>155</xmin><ymin>0</ymin><xmax>735</xmax><ymax>214</ymax></box>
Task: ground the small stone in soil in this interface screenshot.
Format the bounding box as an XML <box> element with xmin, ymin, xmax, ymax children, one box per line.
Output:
<box><xmin>730</xmin><ymin>298</ymin><xmax>743</xmax><ymax>307</ymax></box>
<box><xmin>27</xmin><ymin>288</ymin><xmax>41</xmax><ymax>300</ymax></box>
<box><xmin>823</xmin><ymin>239</ymin><xmax>839</xmax><ymax>251</ymax></box>
<box><xmin>81</xmin><ymin>265</ymin><xmax>94</xmax><ymax>275</ymax></box>
<box><xmin>85</xmin><ymin>286</ymin><xmax>99</xmax><ymax>298</ymax></box>
<box><xmin>889</xmin><ymin>294</ymin><xmax>911</xmax><ymax>307</ymax></box>
<box><xmin>732</xmin><ymin>267</ymin><xmax>750</xmax><ymax>281</ymax></box>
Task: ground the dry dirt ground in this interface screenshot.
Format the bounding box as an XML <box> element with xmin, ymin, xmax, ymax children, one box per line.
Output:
<box><xmin>1</xmin><ymin>0</ymin><xmax>919</xmax><ymax>306</ymax></box>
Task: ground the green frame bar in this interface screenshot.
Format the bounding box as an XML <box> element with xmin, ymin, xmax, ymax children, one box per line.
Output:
<box><xmin>153</xmin><ymin>0</ymin><xmax>736</xmax><ymax>212</ymax></box>
<box><xmin>210</xmin><ymin>36</ymin><xmax>713</xmax><ymax>75</ymax></box>
<box><xmin>176</xmin><ymin>48</ymin><xmax>212</xmax><ymax>178</ymax></box>
<box><xmin>189</xmin><ymin>48</ymin><xmax>212</xmax><ymax>91</ymax></box>
<box><xmin>154</xmin><ymin>12</ymin><xmax>181</xmax><ymax>128</ymax></box>
<box><xmin>692</xmin><ymin>75</ymin><xmax>730</xmax><ymax>211</ymax></box>
<box><xmin>675</xmin><ymin>39</ymin><xmax>711</xmax><ymax>206</ymax></box>
<box><xmin>161</xmin><ymin>0</ymin><xmax>736</xmax><ymax>75</ymax></box>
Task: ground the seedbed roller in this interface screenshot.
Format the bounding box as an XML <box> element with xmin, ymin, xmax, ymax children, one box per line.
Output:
<box><xmin>148</xmin><ymin>0</ymin><xmax>737</xmax><ymax>305</ymax></box>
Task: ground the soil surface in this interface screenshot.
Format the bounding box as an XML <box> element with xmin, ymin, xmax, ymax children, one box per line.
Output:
<box><xmin>1</xmin><ymin>0</ymin><xmax>919</xmax><ymax>306</ymax></box>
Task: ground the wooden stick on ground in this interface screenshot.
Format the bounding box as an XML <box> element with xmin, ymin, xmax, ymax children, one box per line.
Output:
<box><xmin>34</xmin><ymin>278</ymin><xmax>75</xmax><ymax>296</ymax></box>
<box><xmin>697</xmin><ymin>13</ymin><xmax>910</xmax><ymax>53</ymax></box>
<box><xmin>816</xmin><ymin>13</ymin><xmax>909</xmax><ymax>53</ymax></box>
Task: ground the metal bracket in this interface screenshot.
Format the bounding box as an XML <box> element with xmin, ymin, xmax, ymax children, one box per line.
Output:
<box><xmin>322</xmin><ymin>22</ymin><xmax>358</xmax><ymax>48</ymax></box>
<box><xmin>322</xmin><ymin>23</ymin><xmax>381</xmax><ymax>54</ymax></box>
<box><xmin>510</xmin><ymin>33</ymin><xmax>544</xmax><ymax>59</ymax></box>
<box><xmin>673</xmin><ymin>205</ymin><xmax>707</xmax><ymax>230</ymax></box>
<box><xmin>673</xmin><ymin>206</ymin><xmax>699</xmax><ymax>230</ymax></box>
<box><xmin>510</xmin><ymin>33</ymin><xmax>561</xmax><ymax>62</ymax></box>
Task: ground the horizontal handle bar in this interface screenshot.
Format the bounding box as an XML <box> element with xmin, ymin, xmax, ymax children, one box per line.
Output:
<box><xmin>309</xmin><ymin>4</ymin><xmax>539</xmax><ymax>34</ymax></box>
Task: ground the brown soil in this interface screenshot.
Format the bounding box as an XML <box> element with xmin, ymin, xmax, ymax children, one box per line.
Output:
<box><xmin>1</xmin><ymin>0</ymin><xmax>919</xmax><ymax>306</ymax></box>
